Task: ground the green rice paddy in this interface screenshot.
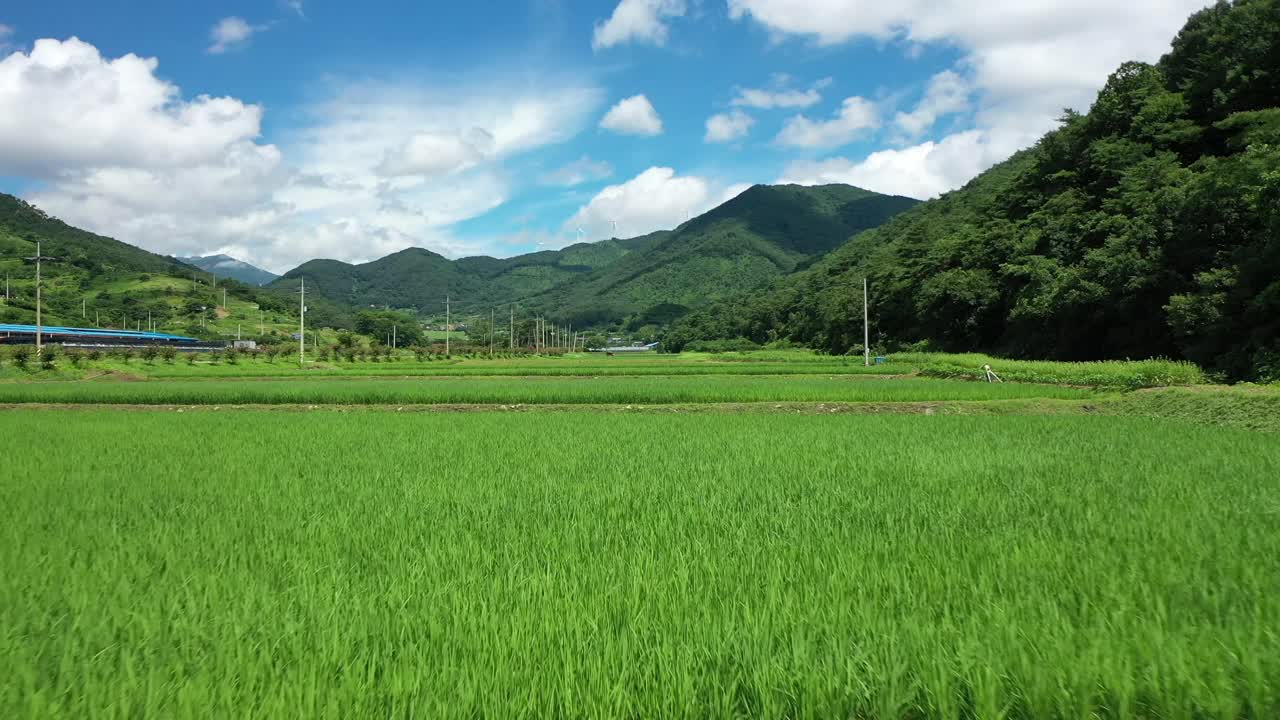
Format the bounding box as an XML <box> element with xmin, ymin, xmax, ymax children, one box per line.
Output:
<box><xmin>2</xmin><ymin>412</ymin><xmax>1277</xmax><ymax>718</ymax></box>
<box><xmin>1</xmin><ymin>351</ymin><xmax>1274</xmax><ymax>718</ymax></box>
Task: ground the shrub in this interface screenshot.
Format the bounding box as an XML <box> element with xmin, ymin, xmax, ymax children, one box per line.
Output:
<box><xmin>40</xmin><ymin>347</ymin><xmax>58</xmax><ymax>370</ymax></box>
<box><xmin>87</xmin><ymin>350</ymin><xmax>103</xmax><ymax>362</ymax></box>
<box><xmin>186</xmin><ymin>353</ymin><xmax>199</xmax><ymax>365</ymax></box>
<box><xmin>13</xmin><ymin>346</ymin><xmax>32</xmax><ymax>369</ymax></box>
<box><xmin>141</xmin><ymin>346</ymin><xmax>159</xmax><ymax>364</ymax></box>
<box><xmin>161</xmin><ymin>347</ymin><xmax>177</xmax><ymax>364</ymax></box>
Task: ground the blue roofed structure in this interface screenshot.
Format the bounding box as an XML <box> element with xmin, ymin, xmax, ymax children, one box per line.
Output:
<box><xmin>0</xmin><ymin>323</ymin><xmax>204</xmax><ymax>347</ymax></box>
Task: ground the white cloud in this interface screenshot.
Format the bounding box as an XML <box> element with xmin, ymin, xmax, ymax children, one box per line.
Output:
<box><xmin>732</xmin><ymin>87</ymin><xmax>821</xmax><ymax>109</ymax></box>
<box><xmin>2</xmin><ymin>37</ymin><xmax>604</xmax><ymax>273</ymax></box>
<box><xmin>284</xmin><ymin>1</ymin><xmax>306</xmax><ymax>18</ymax></box>
<box><xmin>541</xmin><ymin>156</ymin><xmax>614</xmax><ymax>186</ymax></box>
<box><xmin>377</xmin><ymin>128</ymin><xmax>494</xmax><ymax>177</ymax></box>
<box><xmin>775</xmin><ymin>96</ymin><xmax>879</xmax><ymax>148</ymax></box>
<box><xmin>0</xmin><ymin>24</ymin><xmax>14</xmax><ymax>48</ymax></box>
<box><xmin>893</xmin><ymin>70</ymin><xmax>970</xmax><ymax>139</ymax></box>
<box><xmin>565</xmin><ymin>167</ymin><xmax>750</xmax><ymax>241</ymax></box>
<box><xmin>780</xmin><ymin>130</ymin><xmax>1003</xmax><ymax>199</ymax></box>
<box><xmin>593</xmin><ymin>0</ymin><xmax>687</xmax><ymax>50</ymax></box>
<box><xmin>739</xmin><ymin>0</ymin><xmax>1211</xmax><ymax>198</ymax></box>
<box><xmin>705</xmin><ymin>110</ymin><xmax>754</xmax><ymax>143</ymax></box>
<box><xmin>0</xmin><ymin>38</ymin><xmax>265</xmax><ymax>178</ymax></box>
<box><xmin>599</xmin><ymin>94</ymin><xmax>663</xmax><ymax>136</ymax></box>
<box><xmin>207</xmin><ymin>17</ymin><xmax>265</xmax><ymax>55</ymax></box>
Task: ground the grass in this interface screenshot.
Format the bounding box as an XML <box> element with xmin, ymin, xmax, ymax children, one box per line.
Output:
<box><xmin>893</xmin><ymin>352</ymin><xmax>1205</xmax><ymax>389</ymax></box>
<box><xmin>0</xmin><ymin>375</ymin><xmax>1096</xmax><ymax>406</ymax></box>
<box><xmin>2</xmin><ymin>411</ymin><xmax>1277</xmax><ymax>718</ymax></box>
<box><xmin>1105</xmin><ymin>384</ymin><xmax>1280</xmax><ymax>433</ymax></box>
<box><xmin>129</xmin><ymin>359</ymin><xmax>917</xmax><ymax>379</ymax></box>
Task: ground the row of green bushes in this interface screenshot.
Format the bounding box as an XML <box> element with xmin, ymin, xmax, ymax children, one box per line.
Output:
<box><xmin>894</xmin><ymin>353</ymin><xmax>1206</xmax><ymax>390</ymax></box>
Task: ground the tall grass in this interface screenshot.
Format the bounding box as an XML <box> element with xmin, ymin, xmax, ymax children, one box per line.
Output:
<box><xmin>132</xmin><ymin>359</ymin><xmax>915</xmax><ymax>379</ymax></box>
<box><xmin>2</xmin><ymin>411</ymin><xmax>1277</xmax><ymax>717</ymax></box>
<box><xmin>894</xmin><ymin>352</ymin><xmax>1205</xmax><ymax>389</ymax></box>
<box><xmin>0</xmin><ymin>376</ymin><xmax>1095</xmax><ymax>405</ymax></box>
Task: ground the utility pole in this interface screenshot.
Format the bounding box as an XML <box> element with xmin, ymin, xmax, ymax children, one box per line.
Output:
<box><xmin>490</xmin><ymin>307</ymin><xmax>495</xmax><ymax>355</ymax></box>
<box><xmin>23</xmin><ymin>242</ymin><xmax>59</xmax><ymax>355</ymax></box>
<box><xmin>392</xmin><ymin>324</ymin><xmax>397</xmax><ymax>350</ymax></box>
<box><xmin>95</xmin><ymin>310</ymin><xmax>99</xmax><ymax>327</ymax></box>
<box><xmin>863</xmin><ymin>277</ymin><xmax>870</xmax><ymax>368</ymax></box>
<box><xmin>445</xmin><ymin>295</ymin><xmax>450</xmax><ymax>356</ymax></box>
<box><xmin>82</xmin><ymin>297</ymin><xmax>86</xmax><ymax>319</ymax></box>
<box><xmin>510</xmin><ymin>305</ymin><xmax>515</xmax><ymax>350</ymax></box>
<box><xmin>222</xmin><ymin>287</ymin><xmax>227</xmax><ymax>311</ymax></box>
<box><xmin>4</xmin><ymin>273</ymin><xmax>9</xmax><ymax>301</ymax></box>
<box><xmin>298</xmin><ymin>277</ymin><xmax>306</xmax><ymax>368</ymax></box>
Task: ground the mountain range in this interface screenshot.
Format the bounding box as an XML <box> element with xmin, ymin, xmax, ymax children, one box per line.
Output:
<box><xmin>268</xmin><ymin>184</ymin><xmax>918</xmax><ymax>327</ymax></box>
<box><xmin>179</xmin><ymin>255</ymin><xmax>279</xmax><ymax>286</ymax></box>
<box><xmin>3</xmin><ymin>0</ymin><xmax>1273</xmax><ymax>379</ymax></box>
<box><xmin>1</xmin><ymin>183</ymin><xmax>918</xmax><ymax>336</ymax></box>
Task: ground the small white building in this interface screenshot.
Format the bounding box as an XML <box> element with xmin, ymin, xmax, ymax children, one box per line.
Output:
<box><xmin>233</xmin><ymin>340</ymin><xmax>258</xmax><ymax>350</ymax></box>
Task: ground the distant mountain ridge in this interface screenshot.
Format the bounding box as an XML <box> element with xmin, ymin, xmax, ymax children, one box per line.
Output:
<box><xmin>179</xmin><ymin>254</ymin><xmax>279</xmax><ymax>286</ymax></box>
<box><xmin>271</xmin><ymin>184</ymin><xmax>919</xmax><ymax>325</ymax></box>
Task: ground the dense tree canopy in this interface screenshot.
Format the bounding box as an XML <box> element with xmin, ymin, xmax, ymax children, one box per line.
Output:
<box><xmin>668</xmin><ymin>0</ymin><xmax>1280</xmax><ymax>381</ymax></box>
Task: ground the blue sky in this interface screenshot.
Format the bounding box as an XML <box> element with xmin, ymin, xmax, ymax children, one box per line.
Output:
<box><xmin>0</xmin><ymin>1</ymin><xmax>1210</xmax><ymax>272</ymax></box>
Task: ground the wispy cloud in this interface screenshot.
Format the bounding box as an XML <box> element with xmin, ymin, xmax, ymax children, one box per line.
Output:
<box><xmin>207</xmin><ymin>17</ymin><xmax>270</xmax><ymax>55</ymax></box>
<box><xmin>592</xmin><ymin>0</ymin><xmax>687</xmax><ymax>50</ymax></box>
<box><xmin>541</xmin><ymin>156</ymin><xmax>614</xmax><ymax>187</ymax></box>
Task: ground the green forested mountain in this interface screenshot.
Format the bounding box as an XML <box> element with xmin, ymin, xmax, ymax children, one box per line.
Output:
<box><xmin>668</xmin><ymin>0</ymin><xmax>1280</xmax><ymax>381</ymax></box>
<box><xmin>271</xmin><ymin>183</ymin><xmax>917</xmax><ymax>326</ymax></box>
<box><xmin>520</xmin><ymin>184</ymin><xmax>918</xmax><ymax>327</ymax></box>
<box><xmin>269</xmin><ymin>238</ymin><xmax>644</xmax><ymax>315</ymax></box>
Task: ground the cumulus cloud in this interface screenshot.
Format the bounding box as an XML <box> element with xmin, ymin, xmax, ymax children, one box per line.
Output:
<box><xmin>207</xmin><ymin>17</ymin><xmax>265</xmax><ymax>55</ymax></box>
<box><xmin>740</xmin><ymin>0</ymin><xmax>1211</xmax><ymax>198</ymax></box>
<box><xmin>779</xmin><ymin>130</ymin><xmax>1006</xmax><ymax>199</ymax></box>
<box><xmin>0</xmin><ymin>38</ymin><xmax>265</xmax><ymax>178</ymax></box>
<box><xmin>564</xmin><ymin>167</ymin><xmax>750</xmax><ymax>242</ymax></box>
<box><xmin>775</xmin><ymin>96</ymin><xmax>879</xmax><ymax>148</ymax></box>
<box><xmin>599</xmin><ymin>94</ymin><xmax>663</xmax><ymax>136</ymax></box>
<box><xmin>893</xmin><ymin>70</ymin><xmax>970</xmax><ymax>139</ymax></box>
<box><xmin>2</xmin><ymin>37</ymin><xmax>604</xmax><ymax>272</ymax></box>
<box><xmin>593</xmin><ymin>0</ymin><xmax>687</xmax><ymax>50</ymax></box>
<box><xmin>705</xmin><ymin>110</ymin><xmax>754</xmax><ymax>143</ymax></box>
<box><xmin>541</xmin><ymin>156</ymin><xmax>614</xmax><ymax>186</ymax></box>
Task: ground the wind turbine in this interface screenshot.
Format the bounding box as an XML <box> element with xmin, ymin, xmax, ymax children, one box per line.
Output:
<box><xmin>576</xmin><ymin>226</ymin><xmax>585</xmax><ymax>243</ymax></box>
<box><xmin>609</xmin><ymin>219</ymin><xmax>618</xmax><ymax>237</ymax></box>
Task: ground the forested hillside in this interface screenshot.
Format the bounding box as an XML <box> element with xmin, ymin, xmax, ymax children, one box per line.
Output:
<box><xmin>269</xmin><ymin>238</ymin><xmax>647</xmax><ymax>315</ymax></box>
<box><xmin>522</xmin><ymin>184</ymin><xmax>918</xmax><ymax>327</ymax></box>
<box><xmin>668</xmin><ymin>0</ymin><xmax>1280</xmax><ymax>381</ymax></box>
<box><xmin>271</xmin><ymin>184</ymin><xmax>917</xmax><ymax>326</ymax></box>
<box><xmin>0</xmin><ymin>194</ymin><xmax>352</xmax><ymax>335</ymax></box>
